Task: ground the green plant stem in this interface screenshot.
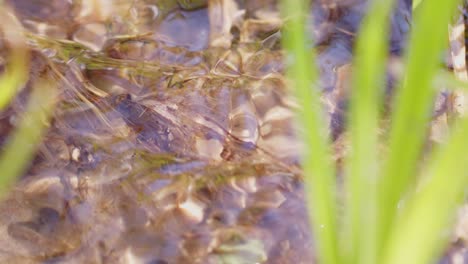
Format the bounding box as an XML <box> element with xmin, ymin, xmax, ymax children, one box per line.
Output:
<box><xmin>0</xmin><ymin>7</ymin><xmax>29</xmax><ymax>110</ymax></box>
<box><xmin>280</xmin><ymin>1</ymin><xmax>339</xmax><ymax>264</ymax></box>
<box><xmin>343</xmin><ymin>1</ymin><xmax>396</xmax><ymax>264</ymax></box>
<box><xmin>0</xmin><ymin>77</ymin><xmax>57</xmax><ymax>196</ymax></box>
<box><xmin>377</xmin><ymin>0</ymin><xmax>460</xmax><ymax>257</ymax></box>
<box><xmin>382</xmin><ymin>115</ymin><xmax>468</xmax><ymax>264</ymax></box>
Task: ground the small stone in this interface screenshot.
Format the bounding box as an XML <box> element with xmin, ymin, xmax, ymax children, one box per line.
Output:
<box><xmin>195</xmin><ymin>138</ymin><xmax>224</xmax><ymax>161</ymax></box>
<box><xmin>71</xmin><ymin>148</ymin><xmax>80</xmax><ymax>162</ymax></box>
<box><xmin>178</xmin><ymin>196</ymin><xmax>206</xmax><ymax>224</ymax></box>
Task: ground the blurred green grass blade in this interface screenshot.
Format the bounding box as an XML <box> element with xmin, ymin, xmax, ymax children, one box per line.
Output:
<box><xmin>382</xmin><ymin>115</ymin><xmax>468</xmax><ymax>264</ymax></box>
<box><xmin>435</xmin><ymin>68</ymin><xmax>468</xmax><ymax>90</ymax></box>
<box><xmin>280</xmin><ymin>1</ymin><xmax>339</xmax><ymax>264</ymax></box>
<box><xmin>0</xmin><ymin>77</ymin><xmax>57</xmax><ymax>196</ymax></box>
<box><xmin>378</xmin><ymin>0</ymin><xmax>461</xmax><ymax>251</ymax></box>
<box><xmin>413</xmin><ymin>0</ymin><xmax>423</xmax><ymax>10</ymax></box>
<box><xmin>343</xmin><ymin>1</ymin><xmax>396</xmax><ymax>263</ymax></box>
<box><xmin>0</xmin><ymin>7</ymin><xmax>29</xmax><ymax>110</ymax></box>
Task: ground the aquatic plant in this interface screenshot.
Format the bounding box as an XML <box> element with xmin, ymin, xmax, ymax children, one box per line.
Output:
<box><xmin>281</xmin><ymin>0</ymin><xmax>465</xmax><ymax>263</ymax></box>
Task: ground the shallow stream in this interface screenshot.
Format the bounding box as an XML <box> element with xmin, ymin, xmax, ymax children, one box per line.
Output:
<box><xmin>0</xmin><ymin>1</ymin><xmax>450</xmax><ymax>264</ymax></box>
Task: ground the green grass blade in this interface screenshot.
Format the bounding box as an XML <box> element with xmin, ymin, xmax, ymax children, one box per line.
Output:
<box><xmin>378</xmin><ymin>0</ymin><xmax>461</xmax><ymax>252</ymax></box>
<box><xmin>0</xmin><ymin>77</ymin><xmax>57</xmax><ymax>196</ymax></box>
<box><xmin>280</xmin><ymin>1</ymin><xmax>339</xmax><ymax>264</ymax></box>
<box><xmin>0</xmin><ymin>7</ymin><xmax>29</xmax><ymax>110</ymax></box>
<box><xmin>413</xmin><ymin>0</ymin><xmax>423</xmax><ymax>10</ymax></box>
<box><xmin>342</xmin><ymin>1</ymin><xmax>396</xmax><ymax>263</ymax></box>
<box><xmin>382</xmin><ymin>115</ymin><xmax>468</xmax><ymax>264</ymax></box>
<box><xmin>435</xmin><ymin>68</ymin><xmax>468</xmax><ymax>91</ymax></box>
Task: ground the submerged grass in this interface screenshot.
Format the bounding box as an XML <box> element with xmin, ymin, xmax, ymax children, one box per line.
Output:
<box><xmin>282</xmin><ymin>0</ymin><xmax>465</xmax><ymax>263</ymax></box>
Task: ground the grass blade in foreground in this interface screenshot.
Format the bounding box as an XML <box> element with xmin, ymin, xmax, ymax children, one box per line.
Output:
<box><xmin>0</xmin><ymin>7</ymin><xmax>29</xmax><ymax>110</ymax></box>
<box><xmin>0</xmin><ymin>77</ymin><xmax>57</xmax><ymax>196</ymax></box>
<box><xmin>382</xmin><ymin>115</ymin><xmax>468</xmax><ymax>264</ymax></box>
<box><xmin>280</xmin><ymin>1</ymin><xmax>339</xmax><ymax>263</ymax></box>
<box><xmin>343</xmin><ymin>1</ymin><xmax>396</xmax><ymax>263</ymax></box>
<box><xmin>378</xmin><ymin>0</ymin><xmax>460</xmax><ymax>251</ymax></box>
